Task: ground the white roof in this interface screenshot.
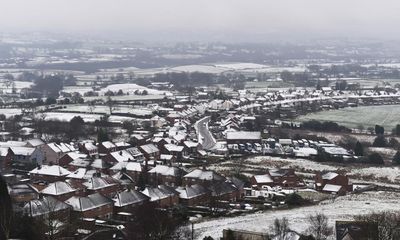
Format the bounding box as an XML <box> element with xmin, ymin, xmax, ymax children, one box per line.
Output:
<box><xmin>164</xmin><ymin>144</ymin><xmax>184</xmax><ymax>152</ymax></box>
<box><xmin>253</xmin><ymin>174</ymin><xmax>273</xmax><ymax>184</ymax></box>
<box><xmin>226</xmin><ymin>131</ymin><xmax>261</xmax><ymax>140</ymax></box>
<box><xmin>322</xmin><ymin>184</ymin><xmax>342</xmax><ymax>193</ymax></box>
<box><xmin>322</xmin><ymin>172</ymin><xmax>339</xmax><ymax>180</ymax></box>
<box><xmin>10</xmin><ymin>147</ymin><xmax>35</xmax><ymax>156</ymax></box>
<box><xmin>41</xmin><ymin>181</ymin><xmax>76</xmax><ymax>195</ymax></box>
<box><xmin>30</xmin><ymin>165</ymin><xmax>71</xmax><ymax>177</ymax></box>
<box><xmin>67</xmin><ymin>168</ymin><xmax>87</xmax><ymax>179</ymax></box>
<box><xmin>110</xmin><ymin>162</ymin><xmax>142</xmax><ymax>172</ymax></box>
<box><xmin>101</xmin><ymin>141</ymin><xmax>116</xmax><ymax>149</ymax></box>
<box><xmin>109</xmin><ymin>150</ymin><xmax>133</xmax><ymax>162</ymax></box>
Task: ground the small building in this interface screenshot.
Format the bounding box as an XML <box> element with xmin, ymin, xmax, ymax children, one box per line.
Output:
<box><xmin>315</xmin><ymin>172</ymin><xmax>352</xmax><ymax>195</ymax></box>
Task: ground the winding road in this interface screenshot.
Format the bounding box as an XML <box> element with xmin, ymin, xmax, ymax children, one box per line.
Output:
<box><xmin>195</xmin><ymin>116</ymin><xmax>217</xmax><ymax>150</ymax></box>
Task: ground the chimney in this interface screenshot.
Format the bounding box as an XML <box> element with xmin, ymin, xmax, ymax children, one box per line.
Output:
<box><xmin>119</xmin><ymin>151</ymin><xmax>123</xmax><ymax>156</ymax></box>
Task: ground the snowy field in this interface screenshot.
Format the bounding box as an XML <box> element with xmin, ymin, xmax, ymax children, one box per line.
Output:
<box><xmin>40</xmin><ymin>112</ymin><xmax>138</xmax><ymax>124</ymax></box>
<box><xmin>210</xmin><ymin>156</ymin><xmax>400</xmax><ymax>184</ymax></box>
<box><xmin>168</xmin><ymin>65</ymin><xmax>228</xmax><ymax>74</ymax></box>
<box><xmin>0</xmin><ymin>108</ymin><xmax>23</xmax><ymax>118</ymax></box>
<box><xmin>297</xmin><ymin>105</ymin><xmax>400</xmax><ymax>129</ymax></box>
<box><xmin>57</xmin><ymin>105</ymin><xmax>153</xmax><ymax>116</ymax></box>
<box><xmin>193</xmin><ymin>191</ymin><xmax>400</xmax><ymax>240</ymax></box>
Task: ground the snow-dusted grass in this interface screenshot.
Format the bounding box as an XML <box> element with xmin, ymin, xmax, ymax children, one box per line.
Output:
<box><xmin>99</xmin><ymin>83</ymin><xmax>167</xmax><ymax>95</ymax></box>
<box><xmin>57</xmin><ymin>105</ymin><xmax>153</xmax><ymax>116</ymax></box>
<box><xmin>0</xmin><ymin>108</ymin><xmax>23</xmax><ymax>118</ymax></box>
<box><xmin>40</xmin><ymin>112</ymin><xmax>138</xmax><ymax>124</ymax></box>
<box><xmin>297</xmin><ymin>105</ymin><xmax>400</xmax><ymax>129</ymax></box>
<box><xmin>194</xmin><ymin>191</ymin><xmax>400</xmax><ymax>240</ymax></box>
<box><xmin>209</xmin><ymin>156</ymin><xmax>400</xmax><ymax>184</ymax></box>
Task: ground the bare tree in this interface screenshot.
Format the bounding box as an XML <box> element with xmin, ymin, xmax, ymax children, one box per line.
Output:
<box><xmin>306</xmin><ymin>213</ymin><xmax>332</xmax><ymax>240</ymax></box>
<box><xmin>271</xmin><ymin>217</ymin><xmax>290</xmax><ymax>240</ymax></box>
<box><xmin>106</xmin><ymin>95</ymin><xmax>114</xmax><ymax>114</ymax></box>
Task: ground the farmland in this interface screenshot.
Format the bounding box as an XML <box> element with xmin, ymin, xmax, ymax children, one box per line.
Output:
<box><xmin>296</xmin><ymin>105</ymin><xmax>400</xmax><ymax>129</ymax></box>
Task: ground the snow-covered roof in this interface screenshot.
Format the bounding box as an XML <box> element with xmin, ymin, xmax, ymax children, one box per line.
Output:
<box><xmin>322</xmin><ymin>172</ymin><xmax>339</xmax><ymax>180</ymax></box>
<box><xmin>175</xmin><ymin>184</ymin><xmax>208</xmax><ymax>199</ymax></box>
<box><xmin>30</xmin><ymin>165</ymin><xmax>71</xmax><ymax>177</ymax></box>
<box><xmin>226</xmin><ymin>131</ymin><xmax>261</xmax><ymax>140</ymax></box>
<box><xmin>184</xmin><ymin>169</ymin><xmax>224</xmax><ymax>181</ymax></box>
<box><xmin>164</xmin><ymin>144</ymin><xmax>184</xmax><ymax>152</ymax></box>
<box><xmin>110</xmin><ymin>162</ymin><xmax>142</xmax><ymax>172</ymax></box>
<box><xmin>253</xmin><ymin>174</ymin><xmax>273</xmax><ymax>184</ymax></box>
<box><xmin>101</xmin><ymin>141</ymin><xmax>116</xmax><ymax>149</ymax></box>
<box><xmin>141</xmin><ymin>185</ymin><xmax>178</xmax><ymax>202</ymax></box>
<box><xmin>148</xmin><ymin>165</ymin><xmax>184</xmax><ymax>177</ymax></box>
<box><xmin>140</xmin><ymin>143</ymin><xmax>159</xmax><ymax>154</ymax></box>
<box><xmin>112</xmin><ymin>190</ymin><xmax>149</xmax><ymax>207</ymax></box>
<box><xmin>41</xmin><ymin>181</ymin><xmax>76</xmax><ymax>195</ymax></box>
<box><xmin>23</xmin><ymin>196</ymin><xmax>70</xmax><ymax>217</ymax></box>
<box><xmin>10</xmin><ymin>146</ymin><xmax>35</xmax><ymax>156</ymax></box>
<box><xmin>83</xmin><ymin>177</ymin><xmax>116</xmax><ymax>190</ymax></box>
<box><xmin>322</xmin><ymin>184</ymin><xmax>343</xmax><ymax>193</ymax></box>
<box><xmin>65</xmin><ymin>193</ymin><xmax>112</xmax><ymax>212</ymax></box>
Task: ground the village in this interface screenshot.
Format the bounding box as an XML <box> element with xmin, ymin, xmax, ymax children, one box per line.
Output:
<box><xmin>1</xmin><ymin>73</ymin><xmax>400</xmax><ymax>239</ymax></box>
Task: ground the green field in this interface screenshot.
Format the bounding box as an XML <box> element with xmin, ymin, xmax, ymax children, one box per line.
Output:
<box><xmin>296</xmin><ymin>105</ymin><xmax>400</xmax><ymax>129</ymax></box>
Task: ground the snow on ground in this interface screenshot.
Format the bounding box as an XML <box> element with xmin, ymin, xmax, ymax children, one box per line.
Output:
<box><xmin>168</xmin><ymin>65</ymin><xmax>228</xmax><ymax>74</ymax></box>
<box><xmin>40</xmin><ymin>112</ymin><xmax>139</xmax><ymax>123</ymax></box>
<box><xmin>57</xmin><ymin>105</ymin><xmax>153</xmax><ymax>116</ymax></box>
<box><xmin>210</xmin><ymin>156</ymin><xmax>400</xmax><ymax>184</ymax></box>
<box><xmin>194</xmin><ymin>191</ymin><xmax>400</xmax><ymax>240</ymax></box>
<box><xmin>0</xmin><ymin>108</ymin><xmax>23</xmax><ymax>118</ymax></box>
<box><xmin>297</xmin><ymin>105</ymin><xmax>400</xmax><ymax>129</ymax></box>
<box><xmin>99</xmin><ymin>83</ymin><xmax>167</xmax><ymax>95</ymax></box>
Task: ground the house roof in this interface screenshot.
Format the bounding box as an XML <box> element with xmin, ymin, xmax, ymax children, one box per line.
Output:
<box><xmin>65</xmin><ymin>193</ymin><xmax>112</xmax><ymax>212</ymax></box>
<box><xmin>322</xmin><ymin>172</ymin><xmax>339</xmax><ymax>180</ymax></box>
<box><xmin>184</xmin><ymin>169</ymin><xmax>225</xmax><ymax>181</ymax></box>
<box><xmin>175</xmin><ymin>184</ymin><xmax>209</xmax><ymax>199</ymax></box>
<box><xmin>148</xmin><ymin>165</ymin><xmax>185</xmax><ymax>177</ymax></box>
<box><xmin>27</xmin><ymin>139</ymin><xmax>45</xmax><ymax>147</ymax></box>
<box><xmin>83</xmin><ymin>177</ymin><xmax>116</xmax><ymax>190</ymax></box>
<box><xmin>41</xmin><ymin>181</ymin><xmax>76</xmax><ymax>196</ymax></box>
<box><xmin>253</xmin><ymin>174</ymin><xmax>273</xmax><ymax>184</ymax></box>
<box><xmin>140</xmin><ymin>144</ymin><xmax>159</xmax><ymax>154</ymax></box>
<box><xmin>226</xmin><ymin>131</ymin><xmax>261</xmax><ymax>140</ymax></box>
<box><xmin>164</xmin><ymin>144</ymin><xmax>184</xmax><ymax>152</ymax></box>
<box><xmin>101</xmin><ymin>141</ymin><xmax>116</xmax><ymax>149</ymax></box>
<box><xmin>110</xmin><ymin>162</ymin><xmax>142</xmax><ymax>172</ymax></box>
<box><xmin>23</xmin><ymin>196</ymin><xmax>70</xmax><ymax>217</ymax></box>
<box><xmin>10</xmin><ymin>147</ymin><xmax>35</xmax><ymax>156</ymax></box>
<box><xmin>322</xmin><ymin>184</ymin><xmax>343</xmax><ymax>193</ymax></box>
<box><xmin>207</xmin><ymin>181</ymin><xmax>237</xmax><ymax>197</ymax></box>
<box><xmin>141</xmin><ymin>185</ymin><xmax>178</xmax><ymax>202</ymax></box>
<box><xmin>30</xmin><ymin>165</ymin><xmax>71</xmax><ymax>177</ymax></box>
<box><xmin>112</xmin><ymin>190</ymin><xmax>149</xmax><ymax>207</ymax></box>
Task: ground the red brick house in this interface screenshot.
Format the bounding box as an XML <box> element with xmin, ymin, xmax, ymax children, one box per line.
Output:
<box><xmin>98</xmin><ymin>141</ymin><xmax>117</xmax><ymax>154</ymax></box>
<box><xmin>175</xmin><ymin>184</ymin><xmax>210</xmax><ymax>206</ymax></box>
<box><xmin>83</xmin><ymin>176</ymin><xmax>120</xmax><ymax>197</ymax></box>
<box><xmin>29</xmin><ymin>165</ymin><xmax>71</xmax><ymax>183</ymax></box>
<box><xmin>141</xmin><ymin>185</ymin><xmax>179</xmax><ymax>208</ymax></box>
<box><xmin>139</xmin><ymin>143</ymin><xmax>160</xmax><ymax>161</ymax></box>
<box><xmin>315</xmin><ymin>172</ymin><xmax>352</xmax><ymax>195</ymax></box>
<box><xmin>40</xmin><ymin>181</ymin><xmax>77</xmax><ymax>201</ymax></box>
<box><xmin>250</xmin><ymin>169</ymin><xmax>303</xmax><ymax>188</ymax></box>
<box><xmin>148</xmin><ymin>165</ymin><xmax>186</xmax><ymax>187</ymax></box>
<box><xmin>112</xmin><ymin>189</ymin><xmax>150</xmax><ymax>213</ymax></box>
<box><xmin>65</xmin><ymin>193</ymin><xmax>113</xmax><ymax>219</ymax></box>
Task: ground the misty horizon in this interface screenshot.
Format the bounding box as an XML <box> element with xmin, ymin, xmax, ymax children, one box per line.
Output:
<box><xmin>1</xmin><ymin>0</ymin><xmax>400</xmax><ymax>42</ymax></box>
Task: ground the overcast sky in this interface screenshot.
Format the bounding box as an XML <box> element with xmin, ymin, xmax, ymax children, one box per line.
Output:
<box><xmin>1</xmin><ymin>0</ymin><xmax>400</xmax><ymax>42</ymax></box>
